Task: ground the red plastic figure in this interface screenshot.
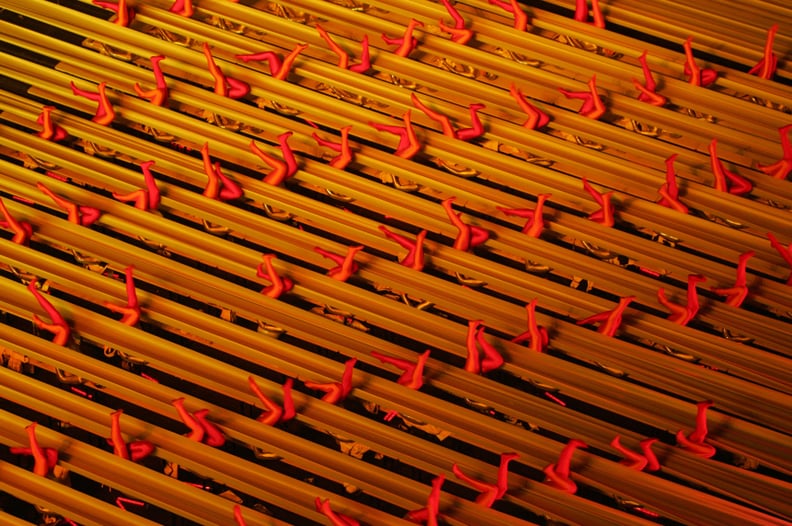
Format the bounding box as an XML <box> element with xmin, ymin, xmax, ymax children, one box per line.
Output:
<box><xmin>411</xmin><ymin>93</ymin><xmax>486</xmax><ymax>140</ymax></box>
<box><xmin>709</xmin><ymin>139</ymin><xmax>752</xmax><ymax>195</ymax></box>
<box><xmin>748</xmin><ymin>25</ymin><xmax>779</xmax><ymax>80</ymax></box>
<box><xmin>560</xmin><ymin>75</ymin><xmax>605</xmax><ymax>120</ymax></box>
<box><xmin>170</xmin><ymin>0</ymin><xmax>194</xmax><ymax>17</ymax></box>
<box><xmin>488</xmin><ymin>0</ymin><xmax>529</xmax><ymax>31</ymax></box>
<box><xmin>312</xmin><ymin>126</ymin><xmax>354</xmax><ymax>170</ymax></box>
<box><xmin>0</xmin><ymin>197</ymin><xmax>33</xmax><ymax>246</ymax></box>
<box><xmin>683</xmin><ymin>36</ymin><xmax>718</xmax><ymax>87</ymax></box>
<box><xmin>304</xmin><ymin>358</ymin><xmax>357</xmax><ymax>405</ymax></box>
<box><xmin>574</xmin><ymin>0</ymin><xmax>604</xmax><ymax>27</ymax></box>
<box><xmin>113</xmin><ymin>160</ymin><xmax>161</xmax><ymax>211</ymax></box>
<box><xmin>544</xmin><ymin>439</ymin><xmax>587</xmax><ymax>494</ymax></box>
<box><xmin>757</xmin><ymin>124</ymin><xmax>792</xmax><ymax>180</ymax></box>
<box><xmin>498</xmin><ymin>193</ymin><xmax>551</xmax><ymax>237</ymax></box>
<box><xmin>38</xmin><ymin>181</ymin><xmax>102</xmax><ymax>226</ymax></box>
<box><xmin>767</xmin><ymin>232</ymin><xmax>792</xmax><ymax>285</ymax></box>
<box><xmin>576</xmin><ymin>296</ymin><xmax>635</xmax><ymax>337</ymax></box>
<box><xmin>314</xmin><ymin>497</ymin><xmax>360</xmax><ymax>526</ymax></box>
<box><xmin>250</xmin><ymin>133</ymin><xmax>298</xmax><ymax>185</ymax></box>
<box><xmin>104</xmin><ymin>266</ymin><xmax>141</xmax><ymax>326</ymax></box>
<box><xmin>657</xmin><ymin>274</ymin><xmax>706</xmax><ymax>326</ymax></box>
<box><xmin>171</xmin><ymin>398</ymin><xmax>226</xmax><ymax>447</ymax></box>
<box><xmin>92</xmin><ymin>0</ymin><xmax>134</xmax><ymax>27</ymax></box>
<box><xmin>676</xmin><ymin>400</ymin><xmax>716</xmax><ymax>458</ymax></box>
<box><xmin>382</xmin><ymin>19</ymin><xmax>423</xmax><ymax>58</ymax></box>
<box><xmin>201</xmin><ymin>142</ymin><xmax>243</xmax><ymax>201</ymax></box>
<box><xmin>582</xmin><ymin>177</ymin><xmax>614</xmax><ymax>227</ymax></box>
<box><xmin>316</xmin><ymin>25</ymin><xmax>370</xmax><ymax>73</ymax></box>
<box><xmin>633</xmin><ymin>51</ymin><xmax>667</xmax><ymax>106</ymax></box>
<box><xmin>405</xmin><ymin>474</ymin><xmax>444</xmax><ymax>525</ymax></box>
<box><xmin>610</xmin><ymin>435</ymin><xmax>654</xmax><ymax>471</ymax></box>
<box><xmin>9</xmin><ymin>423</ymin><xmax>59</xmax><ymax>477</ymax></box>
<box><xmin>70</xmin><ymin>81</ymin><xmax>115</xmax><ymax>126</ymax></box>
<box><xmin>27</xmin><ymin>278</ymin><xmax>71</xmax><ymax>346</ymax></box>
<box><xmin>36</xmin><ymin>105</ymin><xmax>68</xmax><ymax>141</ymax></box>
<box><xmin>314</xmin><ymin>245</ymin><xmax>364</xmax><ymax>282</ymax></box>
<box><xmin>256</xmin><ymin>254</ymin><xmax>294</xmax><ymax>299</ymax></box>
<box><xmin>465</xmin><ymin>320</ymin><xmax>504</xmax><ymax>374</ymax></box>
<box><xmin>511</xmin><ymin>299</ymin><xmax>549</xmax><ymax>352</ymax></box>
<box><xmin>248</xmin><ymin>376</ymin><xmax>296</xmax><ymax>426</ymax></box>
<box><xmin>711</xmin><ymin>251</ymin><xmax>754</xmax><ymax>307</ymax></box>
<box><xmin>236</xmin><ymin>43</ymin><xmax>309</xmax><ymax>81</ymax></box>
<box><xmin>438</xmin><ymin>0</ymin><xmax>473</xmax><ymax>45</ymax></box>
<box><xmin>509</xmin><ymin>84</ymin><xmax>551</xmax><ymax>129</ymax></box>
<box><xmin>656</xmin><ymin>154</ymin><xmax>688</xmax><ymax>214</ymax></box>
<box><xmin>441</xmin><ymin>197</ymin><xmax>489</xmax><ymax>251</ymax></box>
<box><xmin>370</xmin><ymin>110</ymin><xmax>421</xmax><ymax>159</ymax></box>
<box><xmin>203</xmin><ymin>42</ymin><xmax>250</xmax><ymax>99</ymax></box>
<box><xmin>452</xmin><ymin>452</ymin><xmax>519</xmax><ymax>507</ymax></box>
<box><xmin>108</xmin><ymin>410</ymin><xmax>155</xmax><ymax>462</ymax></box>
<box><xmin>378</xmin><ymin>225</ymin><xmax>427</xmax><ymax>271</ymax></box>
<box><xmin>134</xmin><ymin>55</ymin><xmax>169</xmax><ymax>106</ymax></box>
<box><xmin>371</xmin><ymin>350</ymin><xmax>430</xmax><ymax>390</ymax></box>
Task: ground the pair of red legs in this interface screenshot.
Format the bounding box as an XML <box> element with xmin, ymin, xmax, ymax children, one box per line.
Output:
<box><xmin>711</xmin><ymin>251</ymin><xmax>754</xmax><ymax>307</ymax></box>
<box><xmin>405</xmin><ymin>474</ymin><xmax>445</xmax><ymax>525</ymax></box>
<box><xmin>709</xmin><ymin>139</ymin><xmax>752</xmax><ymax>195</ymax></box>
<box><xmin>574</xmin><ymin>0</ymin><xmax>604</xmax><ymax>27</ymax></box>
<box><xmin>315</xmin><ymin>498</ymin><xmax>360</xmax><ymax>526</ymax></box>
<box><xmin>453</xmin><ymin>452</ymin><xmax>519</xmax><ymax>507</ymax></box>
<box><xmin>248</xmin><ymin>376</ymin><xmax>295</xmax><ymax>426</ymax></box>
<box><xmin>498</xmin><ymin>193</ymin><xmax>552</xmax><ymax>237</ymax></box>
<box><xmin>509</xmin><ymin>84</ymin><xmax>551</xmax><ymax>129</ymax></box>
<box><xmin>610</xmin><ymin>436</ymin><xmax>660</xmax><ymax>471</ymax></box>
<box><xmin>748</xmin><ymin>25</ymin><xmax>779</xmax><ymax>80</ymax></box>
<box><xmin>465</xmin><ymin>320</ymin><xmax>504</xmax><ymax>374</ymax></box>
<box><xmin>70</xmin><ymin>81</ymin><xmax>115</xmax><ymax>126</ymax></box>
<box><xmin>544</xmin><ymin>439</ymin><xmax>587</xmax><ymax>494</ymax></box>
<box><xmin>92</xmin><ymin>0</ymin><xmax>134</xmax><ymax>27</ymax></box>
<box><xmin>304</xmin><ymin>358</ymin><xmax>357</xmax><ymax>405</ymax></box>
<box><xmin>312</xmin><ymin>126</ymin><xmax>353</xmax><ymax>170</ymax></box>
<box><xmin>582</xmin><ymin>178</ymin><xmax>614</xmax><ymax>226</ymax></box>
<box><xmin>104</xmin><ymin>265</ymin><xmax>141</xmax><ymax>326</ymax></box>
<box><xmin>379</xmin><ymin>226</ymin><xmax>426</xmax><ymax>271</ymax></box>
<box><xmin>559</xmin><ymin>75</ymin><xmax>605</xmax><ymax>120</ymax></box>
<box><xmin>201</xmin><ymin>143</ymin><xmax>243</xmax><ymax>201</ymax></box>
<box><xmin>657</xmin><ymin>154</ymin><xmax>688</xmax><ymax>213</ymax></box>
<box><xmin>316</xmin><ymin>25</ymin><xmax>370</xmax><ymax>73</ymax></box>
<box><xmin>134</xmin><ymin>55</ymin><xmax>169</xmax><ymax>106</ymax></box>
<box><xmin>488</xmin><ymin>0</ymin><xmax>529</xmax><ymax>31</ymax></box>
<box><xmin>9</xmin><ymin>423</ymin><xmax>58</xmax><ymax>477</ymax></box>
<box><xmin>36</xmin><ymin>106</ymin><xmax>68</xmax><ymax>141</ymax></box>
<box><xmin>370</xmin><ymin>110</ymin><xmax>421</xmax><ymax>159</ymax></box>
<box><xmin>633</xmin><ymin>51</ymin><xmax>667</xmax><ymax>106</ymax></box>
<box><xmin>511</xmin><ymin>299</ymin><xmax>549</xmax><ymax>352</ymax></box>
<box><xmin>256</xmin><ymin>254</ymin><xmax>294</xmax><ymax>299</ymax></box>
<box><xmin>0</xmin><ymin>197</ymin><xmax>33</xmax><ymax>245</ymax></box>
<box><xmin>236</xmin><ymin>43</ymin><xmax>309</xmax><ymax>81</ymax></box>
<box><xmin>108</xmin><ymin>410</ymin><xmax>155</xmax><ymax>461</ymax></box>
<box><xmin>113</xmin><ymin>160</ymin><xmax>161</xmax><ymax>211</ymax></box>
<box><xmin>683</xmin><ymin>37</ymin><xmax>718</xmax><ymax>87</ymax></box>
<box><xmin>382</xmin><ymin>19</ymin><xmax>423</xmax><ymax>57</ymax></box>
<box><xmin>37</xmin><ymin>181</ymin><xmax>101</xmax><ymax>226</ymax></box>
<box><xmin>27</xmin><ymin>278</ymin><xmax>71</xmax><ymax>346</ymax></box>
<box><xmin>442</xmin><ymin>197</ymin><xmax>489</xmax><ymax>251</ymax></box>
<box><xmin>757</xmin><ymin>124</ymin><xmax>792</xmax><ymax>180</ymax></box>
<box><xmin>657</xmin><ymin>274</ymin><xmax>706</xmax><ymax>326</ymax></box>
<box><xmin>172</xmin><ymin>398</ymin><xmax>225</xmax><ymax>447</ymax></box>
<box><xmin>768</xmin><ymin>232</ymin><xmax>792</xmax><ymax>285</ymax></box>
<box><xmin>249</xmin><ymin>132</ymin><xmax>298</xmax><ymax>185</ymax></box>
<box><xmin>577</xmin><ymin>296</ymin><xmax>635</xmax><ymax>337</ymax></box>
<box><xmin>203</xmin><ymin>43</ymin><xmax>250</xmax><ymax>99</ymax></box>
<box><xmin>677</xmin><ymin>401</ymin><xmax>716</xmax><ymax>458</ymax></box>
<box><xmin>438</xmin><ymin>0</ymin><xmax>473</xmax><ymax>44</ymax></box>
<box><xmin>371</xmin><ymin>349</ymin><xmax>430</xmax><ymax>390</ymax></box>
<box><xmin>314</xmin><ymin>245</ymin><xmax>364</xmax><ymax>282</ymax></box>
<box><xmin>411</xmin><ymin>93</ymin><xmax>486</xmax><ymax>141</ymax></box>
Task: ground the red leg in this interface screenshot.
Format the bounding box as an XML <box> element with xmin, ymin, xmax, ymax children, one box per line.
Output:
<box><xmin>274</xmin><ymin>44</ymin><xmax>309</xmax><ymax>81</ymax></box>
<box><xmin>465</xmin><ymin>320</ymin><xmax>482</xmax><ymax>374</ymax></box>
<box><xmin>475</xmin><ymin>325</ymin><xmax>504</xmax><ymax>373</ymax></box>
<box><xmin>610</xmin><ymin>435</ymin><xmax>647</xmax><ymax>471</ymax></box>
<box><xmin>193</xmin><ymin>409</ymin><xmax>226</xmax><ymax>447</ymax></box>
<box><xmin>451</xmin><ymin>464</ymin><xmax>498</xmax><ymax>507</ymax></box>
<box><xmin>317</xmin><ymin>24</ymin><xmax>349</xmax><ymax>69</ymax></box>
<box><xmin>495</xmin><ymin>452</ymin><xmax>520</xmax><ymax>498</ymax></box>
<box><xmin>28</xmin><ymin>279</ymin><xmax>71</xmax><ymax>345</ymax></box>
<box><xmin>169</xmin><ymin>0</ymin><xmax>194</xmax><ymax>17</ymax></box>
<box><xmin>140</xmin><ymin>161</ymin><xmax>161</xmax><ymax>210</ymax></box>
<box><xmin>411</xmin><ymin>93</ymin><xmax>455</xmax><ymax>138</ymax></box>
<box><xmin>349</xmin><ymin>34</ymin><xmax>371</xmax><ymax>73</ymax></box>
<box><xmin>110</xmin><ymin>410</ymin><xmax>129</xmax><ymax>460</ymax></box>
<box><xmin>0</xmin><ymin>197</ymin><xmax>33</xmax><ymax>245</ymax></box>
<box><xmin>172</xmin><ymin>398</ymin><xmax>205</xmax><ymax>442</ymax></box>
<box><xmin>455</xmin><ymin>103</ymin><xmax>486</xmax><ymax>141</ymax></box>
